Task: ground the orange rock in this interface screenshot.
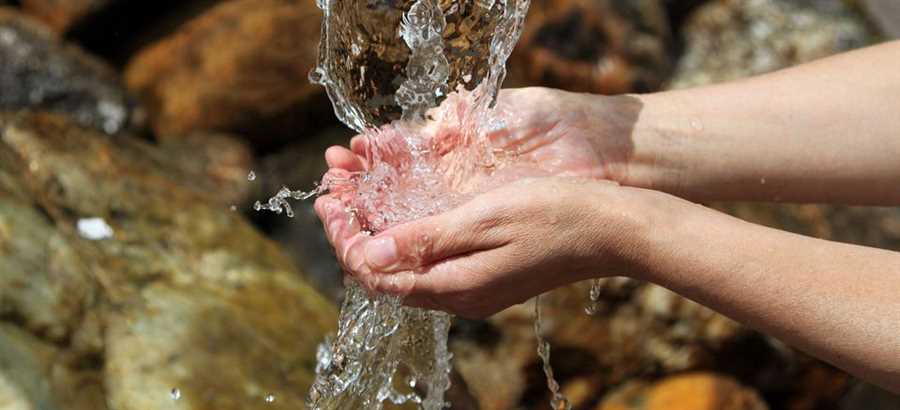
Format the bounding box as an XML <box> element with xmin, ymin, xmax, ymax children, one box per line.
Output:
<box><xmin>124</xmin><ymin>0</ymin><xmax>327</xmax><ymax>142</ymax></box>
<box><xmin>597</xmin><ymin>373</ymin><xmax>768</xmax><ymax>410</ymax></box>
<box><xmin>646</xmin><ymin>373</ymin><xmax>768</xmax><ymax>410</ymax></box>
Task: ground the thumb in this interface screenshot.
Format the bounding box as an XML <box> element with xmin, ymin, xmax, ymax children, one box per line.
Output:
<box><xmin>352</xmin><ymin>205</ymin><xmax>504</xmax><ymax>274</ymax></box>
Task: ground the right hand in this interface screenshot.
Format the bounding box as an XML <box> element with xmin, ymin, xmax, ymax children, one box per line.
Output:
<box><xmin>323</xmin><ymin>87</ymin><xmax>644</xmax><ymax>184</ymax></box>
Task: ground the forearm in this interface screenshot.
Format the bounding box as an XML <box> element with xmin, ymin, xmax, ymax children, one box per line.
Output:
<box><xmin>619</xmin><ymin>40</ymin><xmax>900</xmax><ymax>205</ymax></box>
<box><xmin>631</xmin><ymin>192</ymin><xmax>900</xmax><ymax>392</ymax></box>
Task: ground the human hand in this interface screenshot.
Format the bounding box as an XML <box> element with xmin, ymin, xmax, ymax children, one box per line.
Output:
<box><xmin>315</xmin><ymin>177</ymin><xmax>654</xmax><ymax>318</ymax></box>
<box><xmin>323</xmin><ymin>87</ymin><xmax>642</xmax><ymax>184</ymax></box>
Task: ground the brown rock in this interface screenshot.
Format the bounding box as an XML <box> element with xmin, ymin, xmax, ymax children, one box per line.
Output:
<box><xmin>451</xmin><ymin>279</ymin><xmax>747</xmax><ymax>410</ymax></box>
<box><xmin>506</xmin><ymin>0</ymin><xmax>673</xmax><ymax>94</ymax></box>
<box><xmin>20</xmin><ymin>0</ymin><xmax>111</xmax><ymax>32</ymax></box>
<box><xmin>597</xmin><ymin>373</ymin><xmax>768</xmax><ymax>410</ymax></box>
<box><xmin>124</xmin><ymin>0</ymin><xmax>329</xmax><ymax>142</ymax></box>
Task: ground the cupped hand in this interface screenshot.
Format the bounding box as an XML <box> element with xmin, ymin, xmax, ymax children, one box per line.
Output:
<box><xmin>316</xmin><ymin>176</ymin><xmax>656</xmax><ymax>319</ymax></box>
<box><xmin>316</xmin><ymin>87</ymin><xmax>649</xmax><ymax>317</ymax></box>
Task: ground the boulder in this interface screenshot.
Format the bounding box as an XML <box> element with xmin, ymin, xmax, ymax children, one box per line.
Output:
<box><xmin>20</xmin><ymin>0</ymin><xmax>112</xmax><ymax>32</ymax></box>
<box><xmin>0</xmin><ymin>112</ymin><xmax>337</xmax><ymax>410</ymax></box>
<box><xmin>506</xmin><ymin>0</ymin><xmax>674</xmax><ymax>94</ymax></box>
<box><xmin>668</xmin><ymin>0</ymin><xmax>871</xmax><ymax>89</ymax></box>
<box><xmin>124</xmin><ymin>0</ymin><xmax>331</xmax><ymax>143</ymax></box>
<box><xmin>0</xmin><ymin>8</ymin><xmax>137</xmax><ymax>134</ymax></box>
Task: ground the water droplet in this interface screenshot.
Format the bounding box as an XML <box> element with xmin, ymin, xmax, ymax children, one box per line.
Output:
<box><xmin>265</xmin><ymin>394</ymin><xmax>276</xmax><ymax>403</ymax></box>
<box><xmin>247</xmin><ymin>171</ymin><xmax>257</xmax><ymax>181</ymax></box>
<box><xmin>690</xmin><ymin>119</ymin><xmax>704</xmax><ymax>131</ymax></box>
<box><xmin>170</xmin><ymin>388</ymin><xmax>181</xmax><ymax>401</ymax></box>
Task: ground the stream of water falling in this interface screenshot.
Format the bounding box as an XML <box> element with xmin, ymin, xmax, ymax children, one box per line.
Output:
<box><xmin>258</xmin><ymin>1</ymin><xmax>575</xmax><ymax>408</ymax></box>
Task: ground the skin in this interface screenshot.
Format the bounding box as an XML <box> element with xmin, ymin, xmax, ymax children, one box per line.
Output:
<box><xmin>315</xmin><ymin>40</ymin><xmax>900</xmax><ymax>392</ymax></box>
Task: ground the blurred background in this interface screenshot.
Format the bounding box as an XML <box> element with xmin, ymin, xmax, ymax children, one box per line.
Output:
<box><xmin>1</xmin><ymin>0</ymin><xmax>899</xmax><ymax>409</ymax></box>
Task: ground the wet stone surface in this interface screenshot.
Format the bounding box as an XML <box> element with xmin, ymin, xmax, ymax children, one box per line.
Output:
<box><xmin>0</xmin><ymin>112</ymin><xmax>336</xmax><ymax>410</ymax></box>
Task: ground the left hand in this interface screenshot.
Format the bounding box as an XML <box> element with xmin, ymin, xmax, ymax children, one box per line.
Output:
<box><xmin>315</xmin><ymin>177</ymin><xmax>654</xmax><ymax>319</ymax></box>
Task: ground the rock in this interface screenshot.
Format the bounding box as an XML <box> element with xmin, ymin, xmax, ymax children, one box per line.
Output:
<box><xmin>668</xmin><ymin>0</ymin><xmax>871</xmax><ymax>89</ymax></box>
<box><xmin>0</xmin><ymin>8</ymin><xmax>137</xmax><ymax>134</ymax></box>
<box><xmin>451</xmin><ymin>279</ymin><xmax>763</xmax><ymax>410</ymax></box>
<box><xmin>124</xmin><ymin>0</ymin><xmax>331</xmax><ymax>143</ymax></box>
<box><xmin>858</xmin><ymin>0</ymin><xmax>900</xmax><ymax>40</ymax></box>
<box><xmin>156</xmin><ymin>131</ymin><xmax>256</xmax><ymax>207</ymax></box>
<box><xmin>0</xmin><ymin>323</ymin><xmax>107</xmax><ymax>410</ymax></box>
<box><xmin>20</xmin><ymin>0</ymin><xmax>112</xmax><ymax>32</ymax></box>
<box><xmin>0</xmin><ymin>324</ymin><xmax>60</xmax><ymax>410</ymax></box>
<box><xmin>506</xmin><ymin>0</ymin><xmax>674</xmax><ymax>94</ymax></box>
<box><xmin>597</xmin><ymin>373</ymin><xmax>769</xmax><ymax>410</ymax></box>
<box><xmin>0</xmin><ymin>112</ymin><xmax>337</xmax><ymax>410</ymax></box>
<box><xmin>0</xmin><ymin>186</ymin><xmax>94</xmax><ymax>343</ymax></box>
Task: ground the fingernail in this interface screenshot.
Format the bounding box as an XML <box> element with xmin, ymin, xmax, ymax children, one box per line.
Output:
<box><xmin>365</xmin><ymin>236</ymin><xmax>399</xmax><ymax>269</ymax></box>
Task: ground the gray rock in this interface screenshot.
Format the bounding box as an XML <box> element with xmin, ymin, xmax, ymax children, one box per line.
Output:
<box><xmin>859</xmin><ymin>0</ymin><xmax>900</xmax><ymax>40</ymax></box>
<box><xmin>668</xmin><ymin>0</ymin><xmax>871</xmax><ymax>89</ymax></box>
<box><xmin>0</xmin><ymin>8</ymin><xmax>136</xmax><ymax>134</ymax></box>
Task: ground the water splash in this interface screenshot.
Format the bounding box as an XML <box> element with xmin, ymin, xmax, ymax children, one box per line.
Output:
<box><xmin>254</xmin><ymin>184</ymin><xmax>327</xmax><ymax>218</ymax></box>
<box><xmin>534</xmin><ymin>295</ymin><xmax>572</xmax><ymax>410</ymax></box>
<box><xmin>253</xmin><ymin>0</ymin><xmax>590</xmax><ymax>408</ymax></box>
<box><xmin>302</xmin><ymin>1</ymin><xmax>530</xmax><ymax>408</ymax></box>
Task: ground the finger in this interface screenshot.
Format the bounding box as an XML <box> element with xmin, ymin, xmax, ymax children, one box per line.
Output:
<box><xmin>319</xmin><ymin>196</ymin><xmax>362</xmax><ymax>254</ymax></box>
<box><xmin>345</xmin><ymin>201</ymin><xmax>508</xmax><ymax>275</ymax></box>
<box><xmin>350</xmin><ymin>135</ymin><xmax>368</xmax><ymax>156</ymax></box>
<box><xmin>325</xmin><ymin>146</ymin><xmax>365</xmax><ymax>172</ymax></box>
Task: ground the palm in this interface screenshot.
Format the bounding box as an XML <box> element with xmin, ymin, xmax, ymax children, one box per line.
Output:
<box><xmin>486</xmin><ymin>88</ymin><xmax>613</xmax><ymax>180</ymax></box>
<box><xmin>318</xmin><ymin>87</ymin><xmax>628</xmax><ymax>272</ymax></box>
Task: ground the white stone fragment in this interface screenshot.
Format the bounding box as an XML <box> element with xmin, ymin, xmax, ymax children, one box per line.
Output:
<box><xmin>77</xmin><ymin>217</ymin><xmax>114</xmax><ymax>240</ymax></box>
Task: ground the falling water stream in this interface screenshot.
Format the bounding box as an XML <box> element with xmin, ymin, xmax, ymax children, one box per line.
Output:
<box><xmin>257</xmin><ymin>1</ymin><xmax>575</xmax><ymax>408</ymax></box>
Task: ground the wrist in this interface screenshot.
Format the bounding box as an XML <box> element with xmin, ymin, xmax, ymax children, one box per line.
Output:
<box><xmin>598</xmin><ymin>185</ymin><xmax>707</xmax><ymax>284</ymax></box>
<box><xmin>603</xmin><ymin>91</ymin><xmax>697</xmax><ymax>197</ymax></box>
<box><xmin>575</xmin><ymin>183</ymin><xmax>675</xmax><ymax>282</ymax></box>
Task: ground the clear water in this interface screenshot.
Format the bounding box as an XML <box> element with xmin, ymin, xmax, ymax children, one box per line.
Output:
<box><xmin>255</xmin><ymin>0</ymin><xmax>575</xmax><ymax>408</ymax></box>
<box><xmin>303</xmin><ymin>1</ymin><xmax>531</xmax><ymax>409</ymax></box>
